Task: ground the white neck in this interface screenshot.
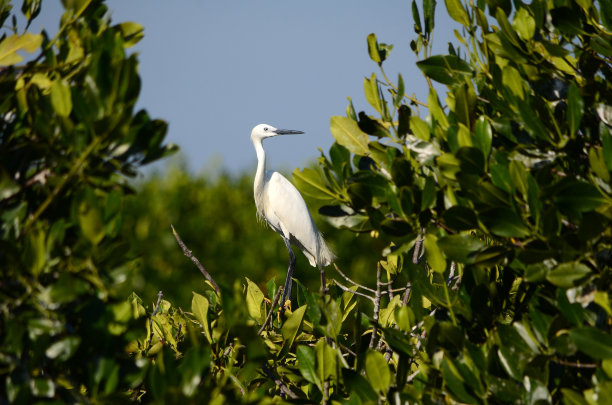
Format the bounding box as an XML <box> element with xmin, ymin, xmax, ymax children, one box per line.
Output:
<box><xmin>252</xmin><ymin>137</ymin><xmax>267</xmax><ymax>216</ymax></box>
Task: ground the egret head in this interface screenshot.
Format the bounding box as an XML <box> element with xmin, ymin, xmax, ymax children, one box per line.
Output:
<box><xmin>251</xmin><ymin>124</ymin><xmax>304</xmax><ymax>142</ymax></box>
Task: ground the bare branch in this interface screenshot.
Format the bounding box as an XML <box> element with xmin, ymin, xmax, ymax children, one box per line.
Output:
<box><xmin>261</xmin><ymin>362</ymin><xmax>298</xmax><ymax>399</ymax></box>
<box><xmin>333</xmin><ymin>280</ymin><xmax>375</xmax><ymax>302</ymax></box>
<box><xmin>369</xmin><ymin>264</ymin><xmax>383</xmax><ymax>349</ymax></box>
<box><xmin>258</xmin><ymin>286</ymin><xmax>283</xmax><ymax>335</ymax></box>
<box><xmin>552</xmin><ymin>358</ymin><xmax>598</xmax><ymax>369</ymax></box>
<box><xmin>334</xmin><ymin>263</ymin><xmax>375</xmax><ymax>293</ymax></box>
<box><xmin>412</xmin><ymin>228</ymin><xmax>425</xmax><ymax>264</ymax></box>
<box><xmin>404</xmin><ymin>229</ymin><xmax>425</xmax><ymax>305</ymax></box>
<box><xmin>402</xmin><ymin>282</ymin><xmax>411</xmax><ymax>305</ymax></box>
<box><xmin>171</xmin><ymin>224</ymin><xmax>220</xmax><ymax>293</ymax></box>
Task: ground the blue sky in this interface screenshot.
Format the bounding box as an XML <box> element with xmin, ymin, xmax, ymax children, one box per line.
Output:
<box><xmin>35</xmin><ymin>1</ymin><xmax>456</xmax><ymax>175</ymax></box>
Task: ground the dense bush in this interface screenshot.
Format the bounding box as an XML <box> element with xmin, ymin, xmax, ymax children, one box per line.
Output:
<box><xmin>0</xmin><ymin>0</ymin><xmax>174</xmax><ymax>402</ymax></box>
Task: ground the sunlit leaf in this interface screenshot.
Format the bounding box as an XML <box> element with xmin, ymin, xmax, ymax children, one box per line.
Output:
<box><xmin>365</xmin><ymin>350</ymin><xmax>391</xmax><ymax>394</ymax></box>
<box><xmin>330</xmin><ymin>116</ymin><xmax>370</xmax><ymax>156</ymax></box>
<box><xmin>192</xmin><ymin>292</ymin><xmax>212</xmax><ymax>343</ymax></box>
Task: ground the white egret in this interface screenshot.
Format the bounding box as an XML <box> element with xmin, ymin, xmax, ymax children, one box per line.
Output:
<box><xmin>251</xmin><ymin>124</ymin><xmax>334</xmax><ymax>306</ymax></box>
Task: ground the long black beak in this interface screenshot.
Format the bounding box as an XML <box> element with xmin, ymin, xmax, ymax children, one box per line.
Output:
<box><xmin>275</xmin><ymin>129</ymin><xmax>304</xmax><ymax>135</ymax></box>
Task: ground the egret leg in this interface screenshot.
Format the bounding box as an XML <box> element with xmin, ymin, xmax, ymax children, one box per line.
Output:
<box><xmin>319</xmin><ymin>265</ymin><xmax>327</xmax><ymax>295</ymax></box>
<box><xmin>280</xmin><ymin>238</ymin><xmax>296</xmax><ymax>307</ymax></box>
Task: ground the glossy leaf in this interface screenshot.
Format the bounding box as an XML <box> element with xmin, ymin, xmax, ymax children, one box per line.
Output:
<box><xmin>417</xmin><ymin>55</ymin><xmax>473</xmax><ymax>85</ymax></box>
<box><xmin>330</xmin><ymin>116</ymin><xmax>369</xmax><ymax>156</ymax></box>
<box><xmin>425</xmin><ymin>233</ymin><xmax>446</xmax><ymax>273</ymax></box>
<box><xmin>281</xmin><ymin>304</ymin><xmax>307</xmax><ymax>351</ymax></box>
<box><xmin>438</xmin><ymin>234</ymin><xmax>485</xmax><ymax>263</ymax></box>
<box><xmin>0</xmin><ymin>33</ymin><xmax>42</xmax><ymax>66</ymax></box>
<box><xmin>50</xmin><ymin>79</ymin><xmax>72</xmax><ymax>117</ymax></box>
<box><xmin>245</xmin><ymin>277</ymin><xmax>265</xmax><ymax>324</ymax></box>
<box><xmin>365</xmin><ymin>350</ymin><xmax>391</xmax><ymax>394</ymax></box>
<box><xmin>445</xmin><ymin>0</ymin><xmax>470</xmax><ymax>26</ymax></box>
<box><xmin>569</xmin><ymin>327</ymin><xmax>612</xmax><ymax>359</ymax></box>
<box><xmin>546</xmin><ymin>262</ymin><xmax>592</xmax><ymax>288</ymax></box>
<box><xmin>567</xmin><ymin>83</ymin><xmax>584</xmax><ymax>135</ymax></box>
<box><xmin>297</xmin><ymin>345</ymin><xmax>322</xmax><ymax>390</ymax></box>
<box><xmin>192</xmin><ymin>292</ymin><xmax>212</xmax><ymax>343</ymax></box>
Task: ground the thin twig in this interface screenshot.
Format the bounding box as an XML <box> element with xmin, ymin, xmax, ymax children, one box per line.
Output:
<box><xmin>447</xmin><ymin>261</ymin><xmax>456</xmax><ymax>286</ymax></box>
<box><xmin>171</xmin><ymin>225</ymin><xmax>220</xmax><ymax>293</ymax></box>
<box><xmin>369</xmin><ymin>264</ymin><xmax>383</xmax><ymax>349</ymax></box>
<box><xmin>402</xmin><ymin>282</ymin><xmax>411</xmax><ymax>305</ymax></box>
<box><xmin>258</xmin><ymin>286</ymin><xmax>283</xmax><ymax>335</ymax></box>
<box><xmin>412</xmin><ymin>229</ymin><xmax>425</xmax><ymax>264</ymax></box>
<box><xmin>551</xmin><ymin>358</ymin><xmax>598</xmax><ymax>369</ymax></box>
<box><xmin>147</xmin><ymin>291</ymin><xmax>163</xmax><ymax>348</ymax></box>
<box><xmin>261</xmin><ymin>363</ymin><xmax>298</xmax><ymax>399</ymax></box>
<box><xmin>404</xmin><ymin>230</ymin><xmax>425</xmax><ymax>305</ymax></box>
<box><xmin>334</xmin><ymin>263</ymin><xmax>375</xmax><ymax>293</ymax></box>
<box><xmin>333</xmin><ymin>280</ymin><xmax>375</xmax><ymax>302</ymax></box>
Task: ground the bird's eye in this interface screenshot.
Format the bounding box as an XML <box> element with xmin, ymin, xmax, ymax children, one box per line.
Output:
<box><xmin>264</xmin><ymin>127</ymin><xmax>268</xmax><ymax>132</ymax></box>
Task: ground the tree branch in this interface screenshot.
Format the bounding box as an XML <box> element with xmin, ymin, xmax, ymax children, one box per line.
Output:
<box><xmin>333</xmin><ymin>263</ymin><xmax>376</xmax><ymax>293</ymax></box>
<box><xmin>369</xmin><ymin>264</ymin><xmax>383</xmax><ymax>349</ymax></box>
<box><xmin>147</xmin><ymin>291</ymin><xmax>163</xmax><ymax>348</ymax></box>
<box><xmin>171</xmin><ymin>224</ymin><xmax>220</xmax><ymax>293</ymax></box>
<box><xmin>333</xmin><ymin>280</ymin><xmax>375</xmax><ymax>302</ymax></box>
<box><xmin>258</xmin><ymin>286</ymin><xmax>283</xmax><ymax>335</ymax></box>
<box><xmin>261</xmin><ymin>362</ymin><xmax>298</xmax><ymax>399</ymax></box>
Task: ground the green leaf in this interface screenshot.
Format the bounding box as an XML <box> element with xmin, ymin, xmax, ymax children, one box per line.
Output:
<box><xmin>502</xmin><ymin>65</ymin><xmax>524</xmax><ymax>100</ymax></box>
<box><xmin>410</xmin><ymin>115</ymin><xmax>430</xmax><ymax>141</ymax></box>
<box><xmin>24</xmin><ymin>226</ymin><xmax>46</xmax><ymax>276</ymax></box>
<box><xmin>50</xmin><ymin>79</ymin><xmax>73</xmax><ymax>117</ymax></box>
<box><xmin>417</xmin><ymin>55</ymin><xmax>473</xmax><ymax>85</ymax></box>
<box><xmin>512</xmin><ymin>8</ymin><xmax>535</xmax><ymax>41</ymax></box>
<box><xmin>364</xmin><ymin>73</ymin><xmax>382</xmax><ymax>114</ymax></box>
<box><xmin>292</xmin><ymin>167</ymin><xmax>337</xmax><ymax>201</ymax></box>
<box><xmin>0</xmin><ymin>33</ymin><xmax>42</xmax><ymax>66</ymax></box>
<box><xmin>297</xmin><ymin>345</ymin><xmax>322</xmax><ymax>391</ymax></box>
<box><xmin>45</xmin><ymin>336</ymin><xmax>81</xmax><ymax>361</ymax></box>
<box><xmin>78</xmin><ymin>190</ymin><xmax>105</xmax><ymax>246</ymax></box>
<box><xmin>425</xmin><ymin>233</ymin><xmax>446</xmax><ymax>273</ymax></box>
<box><xmin>30</xmin><ymin>378</ymin><xmax>55</xmax><ymax>398</ymax></box>
<box><xmin>316</xmin><ymin>338</ymin><xmax>337</xmax><ymax>382</ymax></box>
<box><xmin>479</xmin><ymin>208</ymin><xmax>530</xmax><ymax>238</ymax></box>
<box><xmin>567</xmin><ymin>83</ymin><xmax>584</xmax><ymax>135</ymax></box>
<box><xmin>330</xmin><ymin>116</ymin><xmax>369</xmax><ymax>156</ymax></box>
<box><xmin>118</xmin><ymin>21</ymin><xmax>144</xmax><ymax>47</ymax></box>
<box><xmin>445</xmin><ymin>0</ymin><xmax>470</xmax><ymax>26</ymax></box>
<box><xmin>442</xmin><ymin>357</ymin><xmax>480</xmax><ymax>404</ymax></box>
<box><xmin>546</xmin><ymin>262</ymin><xmax>592</xmax><ymax>288</ymax></box>
<box><xmin>423</xmin><ymin>0</ymin><xmax>436</xmax><ymax>34</ymax></box>
<box><xmin>554</xmin><ymin>181</ymin><xmax>606</xmax><ymax>214</ymax></box>
<box><xmin>561</xmin><ymin>389</ymin><xmax>589</xmax><ymax>405</ymax></box>
<box><xmin>191</xmin><ymin>292</ymin><xmax>212</xmax><ymax>343</ymax></box>
<box><xmin>245</xmin><ymin>277</ymin><xmax>265</xmax><ymax>324</ymax></box>
<box><xmin>438</xmin><ymin>234</ymin><xmax>485</xmax><ymax>263</ymax></box>
<box><xmin>569</xmin><ymin>327</ymin><xmax>612</xmax><ymax>359</ymax></box>
<box><xmin>443</xmin><ymin>205</ymin><xmax>479</xmax><ymax>231</ymax></box>
<box><xmin>367</xmin><ymin>33</ymin><xmax>381</xmax><ymax>64</ymax></box>
<box><xmin>281</xmin><ymin>304</ymin><xmax>307</xmax><ymax>353</ymax></box>
<box><xmin>365</xmin><ymin>349</ymin><xmax>391</xmax><ymax>394</ymax></box>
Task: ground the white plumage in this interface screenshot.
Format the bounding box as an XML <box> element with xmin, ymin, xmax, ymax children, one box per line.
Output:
<box><xmin>251</xmin><ymin>123</ymin><xmax>334</xmax><ymax>304</ymax></box>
